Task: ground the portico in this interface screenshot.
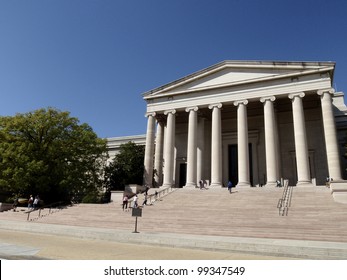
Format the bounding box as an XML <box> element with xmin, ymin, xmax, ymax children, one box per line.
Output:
<box><xmin>141</xmin><ymin>61</ymin><xmax>347</xmax><ymax>201</ymax></box>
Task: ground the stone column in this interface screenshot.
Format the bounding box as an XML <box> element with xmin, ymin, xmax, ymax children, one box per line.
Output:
<box><xmin>208</xmin><ymin>103</ymin><xmax>223</xmax><ymax>187</ymax></box>
<box><xmin>234</xmin><ymin>100</ymin><xmax>251</xmax><ymax>187</ymax></box>
<box><xmin>162</xmin><ymin>110</ymin><xmax>176</xmax><ymax>188</ymax></box>
<box><xmin>288</xmin><ymin>92</ymin><xmax>311</xmax><ymax>185</ymax></box>
<box><xmin>197</xmin><ymin>117</ymin><xmax>206</xmax><ymax>183</ymax></box>
<box><xmin>260</xmin><ymin>96</ymin><xmax>278</xmax><ymax>187</ymax></box>
<box><xmin>318</xmin><ymin>88</ymin><xmax>342</xmax><ymax>181</ymax></box>
<box><xmin>154</xmin><ymin>119</ymin><xmax>165</xmax><ymax>187</ymax></box>
<box><xmin>185</xmin><ymin>106</ymin><xmax>198</xmax><ymax>187</ymax></box>
<box><xmin>143</xmin><ymin>112</ymin><xmax>156</xmax><ymax>187</ymax></box>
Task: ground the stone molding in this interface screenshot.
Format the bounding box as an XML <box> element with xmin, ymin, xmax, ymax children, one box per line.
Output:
<box><xmin>260</xmin><ymin>96</ymin><xmax>276</xmax><ymax>103</ymax></box>
<box><xmin>233</xmin><ymin>99</ymin><xmax>248</xmax><ymax>106</ymax></box>
<box><xmin>288</xmin><ymin>92</ymin><xmax>305</xmax><ymax>100</ymax></box>
<box><xmin>317</xmin><ymin>88</ymin><xmax>335</xmax><ymax>96</ymax></box>
<box><xmin>145</xmin><ymin>112</ymin><xmax>156</xmax><ymax>117</ymax></box>
<box><xmin>185</xmin><ymin>106</ymin><xmax>199</xmax><ymax>113</ymax></box>
<box><xmin>164</xmin><ymin>109</ymin><xmax>176</xmax><ymax>115</ymax></box>
<box><xmin>208</xmin><ymin>103</ymin><xmax>222</xmax><ymax>110</ymax></box>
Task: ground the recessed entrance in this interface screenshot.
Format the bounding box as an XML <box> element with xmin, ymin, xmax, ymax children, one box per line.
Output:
<box><xmin>179</xmin><ymin>163</ymin><xmax>187</xmax><ymax>187</ymax></box>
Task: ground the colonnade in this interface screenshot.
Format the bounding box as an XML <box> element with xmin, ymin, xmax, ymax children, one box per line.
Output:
<box><xmin>143</xmin><ymin>89</ymin><xmax>342</xmax><ymax>188</ymax></box>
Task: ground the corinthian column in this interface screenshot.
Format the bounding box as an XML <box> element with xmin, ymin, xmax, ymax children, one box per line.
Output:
<box><xmin>185</xmin><ymin>106</ymin><xmax>198</xmax><ymax>187</ymax></box>
<box><xmin>154</xmin><ymin>119</ymin><xmax>164</xmax><ymax>187</ymax></box>
<box><xmin>162</xmin><ymin>110</ymin><xmax>176</xmax><ymax>188</ymax></box>
<box><xmin>143</xmin><ymin>112</ymin><xmax>156</xmax><ymax>187</ymax></box>
<box><xmin>289</xmin><ymin>92</ymin><xmax>311</xmax><ymax>185</ymax></box>
<box><xmin>318</xmin><ymin>88</ymin><xmax>342</xmax><ymax>181</ymax></box>
<box><xmin>208</xmin><ymin>103</ymin><xmax>223</xmax><ymax>187</ymax></box>
<box><xmin>260</xmin><ymin>96</ymin><xmax>278</xmax><ymax>187</ymax></box>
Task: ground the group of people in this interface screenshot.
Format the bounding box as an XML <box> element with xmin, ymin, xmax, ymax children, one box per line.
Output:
<box><xmin>122</xmin><ymin>186</ymin><xmax>159</xmax><ymax>211</ymax></box>
<box><xmin>12</xmin><ymin>194</ymin><xmax>40</xmax><ymax>211</ymax></box>
<box><xmin>28</xmin><ymin>195</ymin><xmax>40</xmax><ymax>210</ymax></box>
<box><xmin>198</xmin><ymin>180</ymin><xmax>207</xmax><ymax>190</ymax></box>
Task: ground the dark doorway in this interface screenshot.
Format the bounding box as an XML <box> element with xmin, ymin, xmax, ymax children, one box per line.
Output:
<box><xmin>179</xmin><ymin>163</ymin><xmax>187</xmax><ymax>187</ymax></box>
<box><xmin>228</xmin><ymin>144</ymin><xmax>238</xmax><ymax>187</ymax></box>
<box><xmin>228</xmin><ymin>144</ymin><xmax>253</xmax><ymax>186</ymax></box>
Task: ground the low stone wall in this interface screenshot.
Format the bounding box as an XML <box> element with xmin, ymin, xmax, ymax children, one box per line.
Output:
<box><xmin>110</xmin><ymin>191</ymin><xmax>123</xmax><ymax>204</ymax></box>
<box><xmin>0</xmin><ymin>202</ymin><xmax>13</xmax><ymax>212</ymax></box>
<box><xmin>111</xmin><ymin>184</ymin><xmax>145</xmax><ymax>204</ymax></box>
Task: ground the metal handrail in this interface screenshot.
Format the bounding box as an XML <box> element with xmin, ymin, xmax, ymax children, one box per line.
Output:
<box><xmin>128</xmin><ymin>186</ymin><xmax>175</xmax><ymax>208</ymax></box>
<box><xmin>277</xmin><ymin>180</ymin><xmax>292</xmax><ymax>216</ymax></box>
<box><xmin>27</xmin><ymin>201</ymin><xmax>67</xmax><ymax>221</ymax></box>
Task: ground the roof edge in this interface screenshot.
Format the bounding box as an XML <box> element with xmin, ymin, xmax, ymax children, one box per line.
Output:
<box><xmin>142</xmin><ymin>60</ymin><xmax>336</xmax><ymax>98</ymax></box>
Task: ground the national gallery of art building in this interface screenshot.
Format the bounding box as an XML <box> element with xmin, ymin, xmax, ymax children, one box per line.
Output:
<box><xmin>108</xmin><ymin>61</ymin><xmax>347</xmax><ymax>203</ymax></box>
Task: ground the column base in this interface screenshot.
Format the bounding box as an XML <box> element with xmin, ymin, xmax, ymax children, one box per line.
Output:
<box><xmin>265</xmin><ymin>182</ymin><xmax>277</xmax><ymax>188</ymax></box>
<box><xmin>162</xmin><ymin>183</ymin><xmax>174</xmax><ymax>188</ymax></box>
<box><xmin>296</xmin><ymin>181</ymin><xmax>313</xmax><ymax>187</ymax></box>
<box><xmin>330</xmin><ymin>181</ymin><xmax>347</xmax><ymax>204</ymax></box>
<box><xmin>209</xmin><ymin>183</ymin><xmax>223</xmax><ymax>188</ymax></box>
<box><xmin>236</xmin><ymin>182</ymin><xmax>251</xmax><ymax>188</ymax></box>
<box><xmin>184</xmin><ymin>183</ymin><xmax>197</xmax><ymax>188</ymax></box>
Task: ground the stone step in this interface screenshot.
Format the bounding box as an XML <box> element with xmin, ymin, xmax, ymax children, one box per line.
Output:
<box><xmin>2</xmin><ymin>186</ymin><xmax>347</xmax><ymax>243</ymax></box>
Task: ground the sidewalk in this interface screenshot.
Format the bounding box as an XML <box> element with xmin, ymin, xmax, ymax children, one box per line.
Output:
<box><xmin>1</xmin><ymin>219</ymin><xmax>347</xmax><ymax>259</ymax></box>
<box><xmin>0</xmin><ymin>228</ymin><xmax>297</xmax><ymax>260</ymax></box>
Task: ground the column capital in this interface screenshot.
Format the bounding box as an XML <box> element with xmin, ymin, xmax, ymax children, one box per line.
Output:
<box><xmin>288</xmin><ymin>92</ymin><xmax>305</xmax><ymax>100</ymax></box>
<box><xmin>145</xmin><ymin>112</ymin><xmax>156</xmax><ymax>117</ymax></box>
<box><xmin>208</xmin><ymin>103</ymin><xmax>222</xmax><ymax>110</ymax></box>
<box><xmin>233</xmin><ymin>99</ymin><xmax>248</xmax><ymax>106</ymax></box>
<box><xmin>260</xmin><ymin>96</ymin><xmax>276</xmax><ymax>103</ymax></box>
<box><xmin>164</xmin><ymin>109</ymin><xmax>176</xmax><ymax>115</ymax></box>
<box><xmin>185</xmin><ymin>106</ymin><xmax>199</xmax><ymax>113</ymax></box>
<box><xmin>317</xmin><ymin>88</ymin><xmax>335</xmax><ymax>96</ymax></box>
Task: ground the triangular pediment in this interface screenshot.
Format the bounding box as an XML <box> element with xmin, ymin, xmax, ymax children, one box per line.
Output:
<box><xmin>143</xmin><ymin>60</ymin><xmax>335</xmax><ymax>99</ymax></box>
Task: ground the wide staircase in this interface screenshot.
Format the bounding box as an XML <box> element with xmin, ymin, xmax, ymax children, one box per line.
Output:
<box><xmin>2</xmin><ymin>186</ymin><xmax>347</xmax><ymax>243</ymax></box>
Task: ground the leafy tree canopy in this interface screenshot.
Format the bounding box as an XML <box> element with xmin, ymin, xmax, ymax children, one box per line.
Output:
<box><xmin>106</xmin><ymin>142</ymin><xmax>145</xmax><ymax>190</ymax></box>
<box><xmin>0</xmin><ymin>108</ymin><xmax>108</xmax><ymax>203</ymax></box>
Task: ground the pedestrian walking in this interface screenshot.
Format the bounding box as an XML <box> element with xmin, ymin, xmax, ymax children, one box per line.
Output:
<box><xmin>13</xmin><ymin>197</ymin><xmax>19</xmax><ymax>211</ymax></box>
<box><xmin>326</xmin><ymin>176</ymin><xmax>330</xmax><ymax>188</ymax></box>
<box><xmin>33</xmin><ymin>195</ymin><xmax>40</xmax><ymax>210</ymax></box>
<box><xmin>133</xmin><ymin>194</ymin><xmax>138</xmax><ymax>208</ymax></box>
<box><xmin>227</xmin><ymin>181</ymin><xmax>233</xmax><ymax>193</ymax></box>
<box><xmin>142</xmin><ymin>193</ymin><xmax>148</xmax><ymax>207</ymax></box>
<box><xmin>199</xmin><ymin>180</ymin><xmax>204</xmax><ymax>190</ymax></box>
<box><xmin>28</xmin><ymin>195</ymin><xmax>34</xmax><ymax>210</ymax></box>
<box><xmin>122</xmin><ymin>195</ymin><xmax>129</xmax><ymax>211</ymax></box>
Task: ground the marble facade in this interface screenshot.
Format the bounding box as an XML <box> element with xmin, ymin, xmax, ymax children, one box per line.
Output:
<box><xmin>139</xmin><ymin>61</ymin><xmax>347</xmax><ymax>202</ymax></box>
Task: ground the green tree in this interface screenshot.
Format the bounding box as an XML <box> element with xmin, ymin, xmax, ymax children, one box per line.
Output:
<box><xmin>106</xmin><ymin>142</ymin><xmax>145</xmax><ymax>190</ymax></box>
<box><xmin>0</xmin><ymin>108</ymin><xmax>108</xmax><ymax>203</ymax></box>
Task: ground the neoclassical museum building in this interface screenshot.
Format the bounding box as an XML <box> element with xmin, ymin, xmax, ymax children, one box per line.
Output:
<box><xmin>109</xmin><ymin>61</ymin><xmax>347</xmax><ymax>203</ymax></box>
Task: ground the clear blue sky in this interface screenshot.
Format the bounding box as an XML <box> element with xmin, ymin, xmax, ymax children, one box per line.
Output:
<box><xmin>1</xmin><ymin>0</ymin><xmax>346</xmax><ymax>138</ymax></box>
